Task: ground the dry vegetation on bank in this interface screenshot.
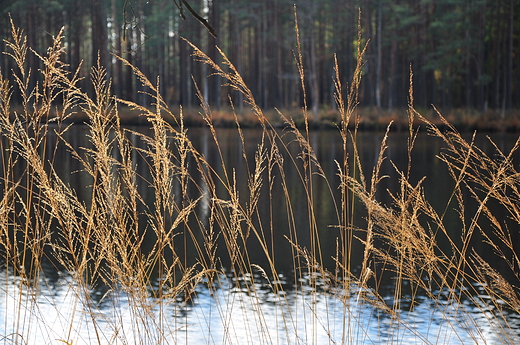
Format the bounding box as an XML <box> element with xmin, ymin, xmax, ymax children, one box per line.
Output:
<box><xmin>32</xmin><ymin>105</ymin><xmax>520</xmax><ymax>132</ymax></box>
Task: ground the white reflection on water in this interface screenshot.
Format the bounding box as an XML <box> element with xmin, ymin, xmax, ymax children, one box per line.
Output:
<box><xmin>1</xmin><ymin>272</ymin><xmax>519</xmax><ymax>345</ymax></box>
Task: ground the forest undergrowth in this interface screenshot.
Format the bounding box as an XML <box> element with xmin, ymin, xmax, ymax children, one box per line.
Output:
<box><xmin>0</xmin><ymin>15</ymin><xmax>520</xmax><ymax>345</ymax></box>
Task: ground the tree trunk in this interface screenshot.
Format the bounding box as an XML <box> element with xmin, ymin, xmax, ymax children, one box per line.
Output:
<box><xmin>502</xmin><ymin>0</ymin><xmax>514</xmax><ymax>116</ymax></box>
<box><xmin>375</xmin><ymin>0</ymin><xmax>382</xmax><ymax>114</ymax></box>
<box><xmin>112</xmin><ymin>0</ymin><xmax>123</xmax><ymax>99</ymax></box>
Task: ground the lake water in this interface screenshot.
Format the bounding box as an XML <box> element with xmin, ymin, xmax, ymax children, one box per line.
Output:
<box><xmin>1</xmin><ymin>125</ymin><xmax>519</xmax><ymax>344</ymax></box>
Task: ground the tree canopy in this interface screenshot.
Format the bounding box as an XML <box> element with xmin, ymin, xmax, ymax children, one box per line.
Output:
<box><xmin>1</xmin><ymin>0</ymin><xmax>518</xmax><ymax>115</ymax></box>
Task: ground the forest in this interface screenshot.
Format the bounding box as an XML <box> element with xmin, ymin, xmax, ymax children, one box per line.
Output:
<box><xmin>0</xmin><ymin>0</ymin><xmax>519</xmax><ymax>121</ymax></box>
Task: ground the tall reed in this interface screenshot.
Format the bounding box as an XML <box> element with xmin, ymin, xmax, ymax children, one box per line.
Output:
<box><xmin>0</xmin><ymin>15</ymin><xmax>519</xmax><ymax>345</ymax></box>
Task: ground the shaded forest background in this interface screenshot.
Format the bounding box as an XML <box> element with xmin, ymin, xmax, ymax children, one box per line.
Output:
<box><xmin>0</xmin><ymin>0</ymin><xmax>519</xmax><ymax>122</ymax></box>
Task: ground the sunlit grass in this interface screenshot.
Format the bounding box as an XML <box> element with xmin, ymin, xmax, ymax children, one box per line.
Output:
<box><xmin>0</xmin><ymin>15</ymin><xmax>519</xmax><ymax>345</ymax></box>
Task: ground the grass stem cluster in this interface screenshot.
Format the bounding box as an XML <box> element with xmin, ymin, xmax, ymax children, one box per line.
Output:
<box><xmin>0</xmin><ymin>17</ymin><xmax>519</xmax><ymax>344</ymax></box>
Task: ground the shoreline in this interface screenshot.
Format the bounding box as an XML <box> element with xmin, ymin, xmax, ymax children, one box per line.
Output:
<box><xmin>115</xmin><ymin>106</ymin><xmax>520</xmax><ymax>132</ymax></box>
<box><xmin>28</xmin><ymin>106</ymin><xmax>520</xmax><ymax>132</ymax></box>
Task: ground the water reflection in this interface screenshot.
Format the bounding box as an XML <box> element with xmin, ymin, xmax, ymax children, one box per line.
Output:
<box><xmin>1</xmin><ymin>125</ymin><xmax>519</xmax><ymax>344</ymax></box>
<box><xmin>2</xmin><ymin>270</ymin><xmax>519</xmax><ymax>344</ymax></box>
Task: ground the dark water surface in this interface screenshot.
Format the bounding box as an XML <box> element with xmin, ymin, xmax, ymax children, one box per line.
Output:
<box><xmin>1</xmin><ymin>125</ymin><xmax>519</xmax><ymax>344</ymax></box>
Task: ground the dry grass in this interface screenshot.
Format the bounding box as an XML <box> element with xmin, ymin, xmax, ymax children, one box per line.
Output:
<box><xmin>0</xmin><ymin>15</ymin><xmax>519</xmax><ymax>345</ymax></box>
